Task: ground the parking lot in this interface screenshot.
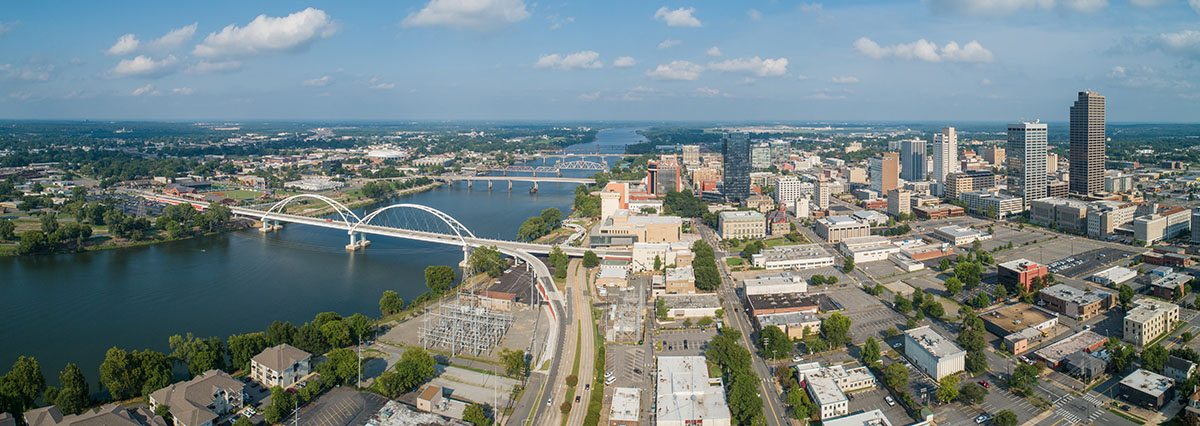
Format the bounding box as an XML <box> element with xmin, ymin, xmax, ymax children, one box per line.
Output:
<box><xmin>847</xmin><ymin>386</ymin><xmax>913</xmax><ymax>423</ymax></box>
<box><xmin>826</xmin><ymin>288</ymin><xmax>905</xmax><ymax>344</ymax></box>
<box><xmin>858</xmin><ymin>260</ymin><xmax>907</xmax><ymax>279</ymax></box>
<box><xmin>1046</xmin><ymin>247</ymin><xmax>1138</xmax><ymax>279</ymax></box>
<box><xmin>296</xmin><ymin>388</ymin><xmax>387</xmax><ymax>426</ymax></box>
<box><xmin>603</xmin><ymin>343</ymin><xmax>654</xmax><ymax>423</ymax></box>
<box><xmin>981</xmin><ymin>225</ymin><xmax>1052</xmax><ymax>252</ymax></box>
<box><xmin>655</xmin><ymin>328</ymin><xmax>715</xmax><ymax>356</ymax></box>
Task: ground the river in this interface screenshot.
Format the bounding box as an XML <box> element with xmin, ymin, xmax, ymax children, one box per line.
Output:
<box><xmin>0</xmin><ymin>127</ymin><xmax>646</xmax><ymax>390</ymax></box>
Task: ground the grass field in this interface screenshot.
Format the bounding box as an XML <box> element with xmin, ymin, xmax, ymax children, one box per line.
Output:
<box><xmin>211</xmin><ymin>190</ymin><xmax>264</xmax><ymax>200</ymax></box>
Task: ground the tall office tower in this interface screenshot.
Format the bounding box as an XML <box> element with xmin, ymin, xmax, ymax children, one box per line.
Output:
<box><xmin>681</xmin><ymin>145</ymin><xmax>700</xmax><ymax>164</ymax></box>
<box><xmin>1046</xmin><ymin>152</ymin><xmax>1058</xmax><ymax>175</ymax></box>
<box><xmin>775</xmin><ymin>176</ymin><xmax>802</xmax><ymax>206</ymax></box>
<box><xmin>750</xmin><ymin>143</ymin><xmax>771</xmax><ymax>170</ymax></box>
<box><xmin>722</xmin><ymin>132</ymin><xmax>751</xmax><ymax>203</ymax></box>
<box><xmin>814</xmin><ymin>181</ymin><xmax>831</xmax><ymax>210</ymax></box>
<box><xmin>869</xmin><ymin>153</ymin><xmax>900</xmax><ymax>193</ymax></box>
<box><xmin>931</xmin><ymin>127</ymin><xmax>959</xmax><ymax>195</ymax></box>
<box><xmin>901</xmin><ymin>139</ymin><xmax>927</xmax><ymax>182</ymax></box>
<box><xmin>770</xmin><ymin>140</ymin><xmax>791</xmax><ymax>165</ymax></box>
<box><xmin>1007</xmin><ymin>121</ymin><xmax>1048</xmax><ymax>210</ymax></box>
<box><xmin>1069</xmin><ymin>91</ymin><xmax>1105</xmax><ymax>196</ymax></box>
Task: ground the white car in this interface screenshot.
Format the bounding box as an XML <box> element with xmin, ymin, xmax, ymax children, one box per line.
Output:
<box><xmin>605</xmin><ymin>376</ymin><xmax>616</xmax><ymax>385</ymax></box>
<box><xmin>604</xmin><ymin>371</ymin><xmax>614</xmax><ymax>378</ymax></box>
<box><xmin>792</xmin><ymin>356</ymin><xmax>803</xmax><ymax>362</ymax></box>
<box><xmin>975</xmin><ymin>414</ymin><xmax>991</xmax><ymax>424</ymax></box>
<box><xmin>885</xmin><ymin>396</ymin><xmax>896</xmax><ymax>406</ymax></box>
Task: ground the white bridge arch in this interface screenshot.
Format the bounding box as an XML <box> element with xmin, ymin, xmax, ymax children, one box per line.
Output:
<box><xmin>350</xmin><ymin>203</ymin><xmax>477</xmax><ymax>246</ymax></box>
<box><xmin>262</xmin><ymin>194</ymin><xmax>362</xmax><ymax>227</ymax></box>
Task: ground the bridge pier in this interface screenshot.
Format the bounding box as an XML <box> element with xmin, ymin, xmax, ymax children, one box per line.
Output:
<box><xmin>531</xmin><ymin>181</ymin><xmax>539</xmax><ymax>193</ymax></box>
<box><xmin>467</xmin><ymin>180</ymin><xmax>473</xmax><ymax>189</ymax></box>
<box><xmin>508</xmin><ymin>180</ymin><xmax>513</xmax><ymax>191</ymax></box>
<box><xmin>459</xmin><ymin>246</ymin><xmax>472</xmax><ymax>271</ymax></box>
<box><xmin>258</xmin><ymin>220</ymin><xmax>282</xmax><ymax>233</ymax></box>
<box><xmin>487</xmin><ymin>180</ymin><xmax>493</xmax><ymax>191</ymax></box>
<box><xmin>345</xmin><ymin>232</ymin><xmax>370</xmax><ymax>251</ymax></box>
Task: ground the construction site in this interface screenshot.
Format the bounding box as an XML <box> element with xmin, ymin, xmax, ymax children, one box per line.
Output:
<box><xmin>418</xmin><ymin>290</ymin><xmax>516</xmax><ymax>356</ymax></box>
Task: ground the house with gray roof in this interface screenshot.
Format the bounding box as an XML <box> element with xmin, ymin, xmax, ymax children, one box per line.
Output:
<box><xmin>149</xmin><ymin>370</ymin><xmax>244</xmax><ymax>426</ymax></box>
<box><xmin>251</xmin><ymin>343</ymin><xmax>311</xmax><ymax>388</ymax></box>
<box><xmin>24</xmin><ymin>404</ymin><xmax>167</xmax><ymax>426</ymax></box>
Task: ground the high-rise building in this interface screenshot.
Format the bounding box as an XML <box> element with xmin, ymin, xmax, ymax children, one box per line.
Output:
<box><xmin>901</xmin><ymin>139</ymin><xmax>927</xmax><ymax>182</ymax></box>
<box><xmin>1069</xmin><ymin>91</ymin><xmax>1105</xmax><ymax>196</ymax></box>
<box><xmin>770</xmin><ymin>140</ymin><xmax>791</xmax><ymax>165</ymax></box>
<box><xmin>931</xmin><ymin>127</ymin><xmax>958</xmax><ymax>195</ymax></box>
<box><xmin>775</xmin><ymin>176</ymin><xmax>802</xmax><ymax>206</ymax></box>
<box><xmin>1007</xmin><ymin>121</ymin><xmax>1048</xmax><ymax>210</ymax></box>
<box><xmin>983</xmin><ymin>146</ymin><xmax>1005</xmax><ymax>168</ymax></box>
<box><xmin>888</xmin><ymin>188</ymin><xmax>912</xmax><ymax>217</ymax></box>
<box><xmin>869</xmin><ymin>153</ymin><xmax>899</xmax><ymax>193</ymax></box>
<box><xmin>751</xmin><ymin>143</ymin><xmax>771</xmax><ymax>170</ymax></box>
<box><xmin>1046</xmin><ymin>152</ymin><xmax>1059</xmax><ymax>175</ymax></box>
<box><xmin>722</xmin><ymin>133</ymin><xmax>751</xmax><ymax>203</ymax></box>
<box><xmin>815</xmin><ymin>181</ymin><xmax>831</xmax><ymax>210</ymax></box>
<box><xmin>681</xmin><ymin>145</ymin><xmax>700</xmax><ymax>164</ymax></box>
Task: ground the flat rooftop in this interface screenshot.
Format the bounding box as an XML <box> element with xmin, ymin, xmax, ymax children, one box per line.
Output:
<box><xmin>1120</xmin><ymin>369</ymin><xmax>1174</xmax><ymax>398</ymax></box>
<box><xmin>757</xmin><ymin>311</ymin><xmax>820</xmax><ymax>327</ymax></box>
<box><xmin>609</xmin><ymin>387</ymin><xmax>640</xmax><ymax>422</ymax></box>
<box><xmin>655</xmin><ymin>356</ymin><xmax>731</xmax><ymax>423</ymax></box>
<box><xmin>1034</xmin><ymin>330</ymin><xmax>1106</xmax><ymax>364</ymax></box>
<box><xmin>936</xmin><ymin>225</ymin><xmax>985</xmax><ymax>238</ymax></box>
<box><xmin>754</xmin><ymin>245</ymin><xmax>833</xmax><ymax>261</ymax></box>
<box><xmin>981</xmin><ymin>304</ymin><xmax>1056</xmax><ymax>334</ymax></box>
<box><xmin>660</xmin><ymin>293</ymin><xmax>721</xmax><ymax>309</ymax></box>
<box><xmin>1127</xmin><ymin>299</ymin><xmax>1179</xmax><ymax>324</ymax></box>
<box><xmin>822</xmin><ymin>409</ymin><xmax>895</xmax><ymax>426</ymax></box>
<box><xmin>822</xmin><ymin>215</ymin><xmax>863</xmax><ymax>226</ymax></box>
<box><xmin>747</xmin><ymin>293</ymin><xmax>824</xmax><ymax>312</ymax></box>
<box><xmin>719</xmin><ymin>210</ymin><xmax>764</xmax><ymax>220</ymax></box>
<box><xmin>905</xmin><ymin>326</ymin><xmax>965</xmax><ymax>359</ymax></box>
<box><xmin>998</xmin><ymin>258</ymin><xmax>1043</xmax><ymax>272</ymax></box>
<box><xmin>1040</xmin><ymin>284</ymin><xmax>1113</xmax><ymax>306</ymax></box>
<box><xmin>665</xmin><ymin>266</ymin><xmax>694</xmax><ymax>282</ymax></box>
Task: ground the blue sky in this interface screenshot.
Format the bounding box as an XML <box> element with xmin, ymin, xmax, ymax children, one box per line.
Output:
<box><xmin>0</xmin><ymin>0</ymin><xmax>1198</xmax><ymax>122</ymax></box>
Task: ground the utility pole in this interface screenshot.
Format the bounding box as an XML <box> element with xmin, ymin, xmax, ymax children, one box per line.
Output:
<box><xmin>357</xmin><ymin>338</ymin><xmax>362</xmax><ymax>388</ymax></box>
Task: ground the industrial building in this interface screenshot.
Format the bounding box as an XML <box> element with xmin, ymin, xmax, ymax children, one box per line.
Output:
<box><xmin>979</xmin><ymin>304</ymin><xmax>1059</xmax><ymax>354</ymax></box>
<box><xmin>751</xmin><ymin>245</ymin><xmax>836</xmax><ymax>270</ymax></box>
<box><xmin>1038</xmin><ymin>284</ymin><xmax>1115</xmax><ymax>320</ymax></box>
<box><xmin>743</xmin><ymin>272</ymin><xmax>808</xmax><ymax>295</ymax></box>
<box><xmin>903</xmin><ymin>326</ymin><xmax>966</xmax><ymax>380</ymax></box>
<box><xmin>1091</xmin><ymin>266</ymin><xmax>1136</xmax><ymax>286</ymax></box>
<box><xmin>839</xmin><ymin>236</ymin><xmax>900</xmax><ymax>263</ymax></box>
<box><xmin>933</xmin><ymin>225</ymin><xmax>991</xmax><ymax>246</ymax></box>
<box><xmin>1118</xmin><ymin>369</ymin><xmax>1175</xmax><ymax>409</ymax></box>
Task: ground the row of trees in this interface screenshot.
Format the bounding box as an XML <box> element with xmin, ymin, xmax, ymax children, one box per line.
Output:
<box><xmin>516</xmin><ymin>208</ymin><xmax>563</xmax><ymax>242</ymax></box>
<box><xmin>705</xmin><ymin>328</ymin><xmax>766</xmax><ymax>426</ymax></box>
<box><xmin>13</xmin><ymin>214</ymin><xmax>94</xmax><ymax>255</ymax></box>
<box><xmin>691</xmin><ymin>240</ymin><xmax>721</xmax><ymax>292</ymax></box>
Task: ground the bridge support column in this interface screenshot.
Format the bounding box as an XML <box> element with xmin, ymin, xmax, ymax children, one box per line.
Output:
<box><xmin>467</xmin><ymin>180</ymin><xmax>473</xmax><ymax>189</ymax></box>
<box><xmin>459</xmin><ymin>246</ymin><xmax>472</xmax><ymax>271</ymax></box>
<box><xmin>258</xmin><ymin>220</ymin><xmax>282</xmax><ymax>233</ymax></box>
<box><xmin>487</xmin><ymin>180</ymin><xmax>493</xmax><ymax>191</ymax></box>
<box><xmin>508</xmin><ymin>180</ymin><xmax>513</xmax><ymax>191</ymax></box>
<box><xmin>345</xmin><ymin>232</ymin><xmax>370</xmax><ymax>251</ymax></box>
<box><xmin>531</xmin><ymin>181</ymin><xmax>539</xmax><ymax>193</ymax></box>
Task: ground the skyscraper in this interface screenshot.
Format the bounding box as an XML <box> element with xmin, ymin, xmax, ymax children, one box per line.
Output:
<box><xmin>1069</xmin><ymin>91</ymin><xmax>1105</xmax><ymax>196</ymax></box>
<box><xmin>722</xmin><ymin>132</ymin><xmax>751</xmax><ymax>203</ymax></box>
<box><xmin>931</xmin><ymin>127</ymin><xmax>958</xmax><ymax>196</ymax></box>
<box><xmin>901</xmin><ymin>139</ymin><xmax>927</xmax><ymax>182</ymax></box>
<box><xmin>1007</xmin><ymin>121</ymin><xmax>1048</xmax><ymax>210</ymax></box>
<box><xmin>869</xmin><ymin>153</ymin><xmax>899</xmax><ymax>193</ymax></box>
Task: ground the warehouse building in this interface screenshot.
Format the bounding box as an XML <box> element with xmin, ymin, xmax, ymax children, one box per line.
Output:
<box><xmin>1118</xmin><ymin>369</ymin><xmax>1175</xmax><ymax>409</ymax></box>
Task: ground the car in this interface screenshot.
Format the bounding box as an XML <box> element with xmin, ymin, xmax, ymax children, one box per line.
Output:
<box><xmin>575</xmin><ymin>396</ymin><xmax>581</xmax><ymax>402</ymax></box>
<box><xmin>885</xmin><ymin>396</ymin><xmax>896</xmax><ymax>406</ymax></box>
<box><xmin>893</xmin><ymin>343</ymin><xmax>902</xmax><ymax>348</ymax></box>
<box><xmin>633</xmin><ymin>368</ymin><xmax>643</xmax><ymax>374</ymax></box>
<box><xmin>1083</xmin><ymin>325</ymin><xmax>1091</xmax><ymax>331</ymax></box>
<box><xmin>975</xmin><ymin>414</ymin><xmax>991</xmax><ymax>424</ymax></box>
<box><xmin>286</xmin><ymin>388</ymin><xmax>297</xmax><ymax>394</ymax></box>
<box><xmin>792</xmin><ymin>355</ymin><xmax>804</xmax><ymax>362</ymax></box>
<box><xmin>605</xmin><ymin>377</ymin><xmax>616</xmax><ymax>385</ymax></box>
<box><xmin>978</xmin><ymin>380</ymin><xmax>989</xmax><ymax>388</ymax></box>
<box><xmin>584</xmin><ymin>384</ymin><xmax>590</xmax><ymax>390</ymax></box>
<box><xmin>605</xmin><ymin>371</ymin><xmax>614</xmax><ymax>378</ymax></box>
<box><xmin>682</xmin><ymin>340</ymin><xmax>688</xmax><ymax>349</ymax></box>
<box><xmin>547</xmin><ymin>398</ymin><xmax>553</xmax><ymax>406</ymax></box>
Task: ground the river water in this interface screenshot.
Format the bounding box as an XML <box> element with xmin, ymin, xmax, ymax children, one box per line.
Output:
<box><xmin>0</xmin><ymin>127</ymin><xmax>645</xmax><ymax>389</ymax></box>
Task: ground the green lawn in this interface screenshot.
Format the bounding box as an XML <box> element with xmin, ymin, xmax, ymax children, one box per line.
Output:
<box><xmin>211</xmin><ymin>189</ymin><xmax>265</xmax><ymax>200</ymax></box>
<box><xmin>725</xmin><ymin>257</ymin><xmax>745</xmax><ymax>266</ymax></box>
<box><xmin>764</xmin><ymin>235</ymin><xmax>810</xmax><ymax>247</ymax></box>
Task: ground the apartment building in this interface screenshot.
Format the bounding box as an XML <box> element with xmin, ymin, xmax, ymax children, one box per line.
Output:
<box><xmin>718</xmin><ymin>210</ymin><xmax>766</xmax><ymax>239</ymax></box>
<box><xmin>1124</xmin><ymin>299</ymin><xmax>1180</xmax><ymax>347</ymax></box>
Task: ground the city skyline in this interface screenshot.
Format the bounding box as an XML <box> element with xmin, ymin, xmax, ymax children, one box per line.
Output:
<box><xmin>0</xmin><ymin>1</ymin><xmax>1198</xmax><ymax>121</ymax></box>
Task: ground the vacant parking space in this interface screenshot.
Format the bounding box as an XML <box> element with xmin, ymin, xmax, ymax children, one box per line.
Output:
<box><xmin>298</xmin><ymin>388</ymin><xmax>387</xmax><ymax>426</ymax></box>
<box><xmin>605</xmin><ymin>344</ymin><xmax>652</xmax><ymax>388</ymax></box>
<box><xmin>845</xmin><ymin>307</ymin><xmax>906</xmax><ymax>343</ymax></box>
<box><xmin>1048</xmin><ymin>247</ymin><xmax>1138</xmax><ymax>279</ymax></box>
<box><xmin>982</xmin><ymin>226</ymin><xmax>1050</xmax><ymax>252</ymax></box>
<box><xmin>848</xmin><ymin>387</ymin><xmax>912</xmax><ymax>423</ymax></box>
<box><xmin>977</xmin><ymin>382</ymin><xmax>1042</xmax><ymax>425</ymax></box>
<box><xmin>859</xmin><ymin>261</ymin><xmax>905</xmax><ymax>279</ymax></box>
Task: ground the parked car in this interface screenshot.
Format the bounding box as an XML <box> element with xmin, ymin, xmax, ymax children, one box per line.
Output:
<box><xmin>792</xmin><ymin>355</ymin><xmax>803</xmax><ymax>362</ymax></box>
<box><xmin>978</xmin><ymin>380</ymin><xmax>989</xmax><ymax>388</ymax></box>
<box><xmin>885</xmin><ymin>396</ymin><xmax>896</xmax><ymax>406</ymax></box>
<box><xmin>975</xmin><ymin>414</ymin><xmax>991</xmax><ymax>424</ymax></box>
<box><xmin>605</xmin><ymin>377</ymin><xmax>616</xmax><ymax>385</ymax></box>
<box><xmin>547</xmin><ymin>398</ymin><xmax>553</xmax><ymax>406</ymax></box>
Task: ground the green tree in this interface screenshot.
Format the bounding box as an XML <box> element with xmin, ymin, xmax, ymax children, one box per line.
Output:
<box><xmin>40</xmin><ymin>213</ymin><xmax>59</xmax><ymax>234</ymax></box>
<box><xmin>656</xmin><ymin>298</ymin><xmax>669</xmax><ymax>321</ymax></box>
<box><xmin>424</xmin><ymin>265</ymin><xmax>457</xmax><ymax>295</ymax></box>
<box><xmin>0</xmin><ymin>218</ymin><xmax>15</xmax><ymax>240</ymax></box>
<box><xmin>463</xmin><ymin>403</ymin><xmax>493</xmax><ymax>426</ymax></box>
<box><xmin>939</xmin><ymin>258</ymin><xmax>952</xmax><ymax>271</ymax></box>
<box><xmin>264</xmin><ymin>386</ymin><xmax>295</xmax><ymax>424</ymax></box>
<box><xmin>227</xmin><ymin>333</ymin><xmax>268</xmax><ymax>370</ymax></box>
<box><xmin>1010</xmin><ymin>364</ymin><xmax>1039</xmax><ymax>396</ymax></box>
<box><xmin>99</xmin><ymin>347</ymin><xmax>140</xmax><ymax>401</ymax></box>
<box><xmin>549</xmin><ymin>246</ymin><xmax>568</xmax><ymax>279</ymax></box>
<box><xmin>395</xmin><ymin>348</ymin><xmax>437</xmax><ymax>391</ymax></box>
<box><xmin>944</xmin><ymin>277</ymin><xmax>962</xmax><ymax>295</ymax></box>
<box><xmin>1119</xmin><ymin>284</ymin><xmax>1134</xmax><ymax>310</ymax></box>
<box><xmin>966</xmin><ymin>351</ymin><xmax>989</xmax><ymax>376</ymax></box>
<box><xmin>500</xmin><ymin>349</ymin><xmax>527</xmax><ymax>377</ymax></box>
<box><xmin>540</xmin><ymin>207</ymin><xmax>563</xmax><ymax>230</ymax></box>
<box><xmin>379</xmin><ymin>290</ymin><xmax>404</xmax><ymax>316</ymax></box>
<box><xmin>923</xmin><ymin>299</ymin><xmax>945</xmax><ymax>319</ymax></box>
<box><xmin>293</xmin><ymin>322</ymin><xmax>327</xmax><ymax>355</ymax></box>
<box><xmin>842</xmin><ymin>258</ymin><xmax>855</xmax><ymax>273</ymax></box>
<box><xmin>1142</xmin><ymin>344</ymin><xmax>1168</xmax><ymax>373</ymax></box>
<box><xmin>346</xmin><ymin>313</ymin><xmax>373</xmax><ymax>343</ymax></box>
<box><xmin>233</xmin><ymin>417</ymin><xmax>253</xmax><ymax>426</ymax></box>
<box><xmin>884</xmin><ymin>362</ymin><xmax>908</xmax><ymax>389</ymax></box>
<box><xmin>134</xmin><ymin>350</ymin><xmax>171</xmax><ymax>397</ymax></box>
<box><xmin>861</xmin><ymin>337</ymin><xmax>881</xmax><ymax>364</ymax></box>
<box><xmin>469</xmin><ymin>246</ymin><xmax>506</xmax><ymax>278</ymax></box>
<box><xmin>4</xmin><ymin>357</ymin><xmax>48</xmax><ymax>411</ymax></box>
<box><xmin>54</xmin><ymin>363</ymin><xmax>89</xmax><ymax>415</ymax></box>
<box><xmin>760</xmin><ymin>326</ymin><xmax>792</xmax><ymax>360</ymax></box>
<box><xmin>653</xmin><ymin>255</ymin><xmax>663</xmax><ymax>271</ymax></box>
<box><xmin>995</xmin><ymin>410</ymin><xmax>1018</xmax><ymax>426</ymax></box>
<box><xmin>994</xmin><ymin>284</ymin><xmax>1009</xmax><ymax>300</ymax></box>
<box><xmin>17</xmin><ymin>230</ymin><xmax>49</xmax><ymax>255</ymax></box>
<box><xmin>582</xmin><ymin>250</ymin><xmax>599</xmax><ymax>268</ymax></box>
<box><xmin>959</xmin><ymin>382</ymin><xmax>988</xmax><ymax>405</ymax></box>
<box><xmin>1106</xmin><ymin>338</ymin><xmax>1134</xmax><ymax>372</ymax></box>
<box><xmin>893</xmin><ymin>295</ymin><xmax>912</xmax><ymax>314</ymax></box>
<box><xmin>318</xmin><ymin>348</ymin><xmax>359</xmax><ymax>385</ymax></box>
<box><xmin>821</xmin><ymin>313</ymin><xmax>852</xmax><ymax>349</ymax></box>
<box><xmin>935</xmin><ymin>375</ymin><xmax>960</xmax><ymax>403</ymax></box>
<box><xmin>266</xmin><ymin>321</ymin><xmax>298</xmax><ymax>346</ymax></box>
<box><xmin>516</xmin><ymin>216</ymin><xmax>548</xmax><ymax>242</ymax></box>
<box><xmin>320</xmin><ymin>321</ymin><xmax>352</xmax><ymax>348</ymax></box>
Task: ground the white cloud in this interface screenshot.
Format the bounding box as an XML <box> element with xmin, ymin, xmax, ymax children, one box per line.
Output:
<box><xmin>831</xmin><ymin>76</ymin><xmax>859</xmax><ymax>84</ymax></box>
<box><xmin>707</xmin><ymin>57</ymin><xmax>788</xmax><ymax>77</ymax></box>
<box><xmin>171</xmin><ymin>87</ymin><xmax>194</xmax><ymax>95</ymax></box>
<box><xmin>924</xmin><ymin>0</ymin><xmax>1107</xmax><ymax>15</ymax></box>
<box><xmin>654</xmin><ymin>6</ymin><xmax>702</xmax><ymax>27</ymax></box>
<box><xmin>1192</xmin><ymin>0</ymin><xmax>1200</xmax><ymax>14</ymax></box>
<box><xmin>578</xmin><ymin>91</ymin><xmax>601</xmax><ymax>101</ymax></box>
<box><xmin>645</xmin><ymin>61</ymin><xmax>703</xmax><ymax>81</ymax></box>
<box><xmin>798</xmin><ymin>2</ymin><xmax>833</xmax><ymax>19</ymax></box>
<box><xmin>1154</xmin><ymin>29</ymin><xmax>1200</xmax><ymax>60</ymax></box>
<box><xmin>107</xmin><ymin>34</ymin><xmax>140</xmax><ymax>56</ymax></box>
<box><xmin>613</xmin><ymin>56</ymin><xmax>637</xmax><ymax>68</ymax></box>
<box><xmin>402</xmin><ymin>0</ymin><xmax>530</xmax><ymax>31</ymax></box>
<box><xmin>303</xmin><ymin>75</ymin><xmax>332</xmax><ymax>87</ymax></box>
<box><xmin>548</xmin><ymin>16</ymin><xmax>574</xmax><ymax>30</ymax></box>
<box><xmin>981</xmin><ymin>78</ymin><xmax>993</xmax><ymax>85</ymax></box>
<box><xmin>0</xmin><ymin>21</ymin><xmax>14</xmax><ymax>37</ymax></box>
<box><xmin>368</xmin><ymin>78</ymin><xmax>396</xmax><ymax>90</ymax></box>
<box><xmin>622</xmin><ymin>85</ymin><xmax>665</xmax><ymax>102</ymax></box>
<box><xmin>692</xmin><ymin>87</ymin><xmax>722</xmax><ymax>97</ymax></box>
<box><xmin>109</xmin><ymin>55</ymin><xmax>178</xmax><ymax>78</ymax></box>
<box><xmin>854</xmin><ymin>37</ymin><xmax>994</xmax><ymax>63</ymax></box>
<box><xmin>747</xmin><ymin>9</ymin><xmax>763</xmax><ymax>20</ymax></box>
<box><xmin>658</xmin><ymin>39</ymin><xmax>682</xmax><ymax>49</ymax></box>
<box><xmin>1108</xmin><ymin>65</ymin><xmax>1193</xmax><ymax>90</ymax></box>
<box><xmin>706</xmin><ymin>46</ymin><xmax>723</xmax><ymax>57</ymax></box>
<box><xmin>187</xmin><ymin>60</ymin><xmax>242</xmax><ymax>74</ymax></box>
<box><xmin>0</xmin><ymin>63</ymin><xmax>54</xmax><ymax>81</ymax></box>
<box><xmin>131</xmin><ymin>84</ymin><xmax>159</xmax><ymax>96</ymax></box>
<box><xmin>148</xmin><ymin>23</ymin><xmax>197</xmax><ymax>51</ymax></box>
<box><xmin>194</xmin><ymin>8</ymin><xmax>338</xmax><ymax>58</ymax></box>
<box><xmin>796</xmin><ymin>74</ymin><xmax>810</xmax><ymax>80</ymax></box>
<box><xmin>535</xmin><ymin>51</ymin><xmax>603</xmax><ymax>70</ymax></box>
<box><xmin>805</xmin><ymin>92</ymin><xmax>846</xmax><ymax>100</ymax></box>
<box><xmin>1129</xmin><ymin>0</ymin><xmax>1169</xmax><ymax>6</ymax></box>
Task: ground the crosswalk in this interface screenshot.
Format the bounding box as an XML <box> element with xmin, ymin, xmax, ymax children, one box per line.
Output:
<box><xmin>1082</xmin><ymin>393</ymin><xmax>1104</xmax><ymax>407</ymax></box>
<box><xmin>1047</xmin><ymin>392</ymin><xmax>1107</xmax><ymax>426</ymax></box>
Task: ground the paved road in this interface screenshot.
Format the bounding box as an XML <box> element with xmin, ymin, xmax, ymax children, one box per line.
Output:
<box><xmin>567</xmin><ymin>260</ymin><xmax>596</xmax><ymax>426</ymax></box>
<box><xmin>700</xmin><ymin>225</ymin><xmax>787</xmax><ymax>426</ymax></box>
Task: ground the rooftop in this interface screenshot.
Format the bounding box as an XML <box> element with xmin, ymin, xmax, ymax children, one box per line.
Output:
<box><xmin>1127</xmin><ymin>299</ymin><xmax>1179</xmax><ymax>324</ymax></box>
<box><xmin>905</xmin><ymin>326</ymin><xmax>965</xmax><ymax>359</ymax></box>
<box><xmin>660</xmin><ymin>293</ymin><xmax>721</xmax><ymax>309</ymax></box>
<box><xmin>757</xmin><ymin>311</ymin><xmax>821</xmax><ymax>328</ymax></box>
<box><xmin>1040</xmin><ymin>284</ymin><xmax>1113</xmax><ymax>306</ymax></box>
<box><xmin>719</xmin><ymin>210</ymin><xmax>765</xmax><ymax>220</ymax></box>
<box><xmin>609</xmin><ymin>388</ymin><xmax>641</xmax><ymax>422</ymax></box>
<box><xmin>149</xmin><ymin>370</ymin><xmax>243</xmax><ymax>426</ymax></box>
<box><xmin>980</xmin><ymin>304</ymin><xmax>1057</xmax><ymax>334</ymax></box>
<box><xmin>753</xmin><ymin>245</ymin><xmax>833</xmax><ymax>262</ymax></box>
<box><xmin>1033</xmin><ymin>330</ymin><xmax>1107</xmax><ymax>365</ymax></box>
<box><xmin>821</xmin><ymin>409</ymin><xmax>895</xmax><ymax>426</ymax></box>
<box><xmin>743</xmin><ymin>272</ymin><xmax>808</xmax><ymax>295</ymax></box>
<box><xmin>935</xmin><ymin>225</ymin><xmax>986</xmax><ymax>238</ymax></box>
<box><xmin>666</xmin><ymin>266</ymin><xmax>695</xmax><ymax>282</ymax></box>
<box><xmin>598</xmin><ymin>268</ymin><xmax>628</xmax><ymax>280</ymax></box>
<box><xmin>656</xmin><ymin>356</ymin><xmax>732</xmax><ymax>423</ymax></box>
<box><xmin>822</xmin><ymin>215</ymin><xmax>864</xmax><ymax>226</ymax></box>
<box><xmin>747</xmin><ymin>293</ymin><xmax>823</xmax><ymax>313</ymax></box>
<box><xmin>1151</xmin><ymin>273</ymin><xmax>1194</xmax><ymax>290</ymax></box>
<box><xmin>1120</xmin><ymin>369</ymin><xmax>1174</xmax><ymax>398</ymax></box>
<box><xmin>252</xmin><ymin>344</ymin><xmax>310</xmax><ymax>373</ymax></box>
